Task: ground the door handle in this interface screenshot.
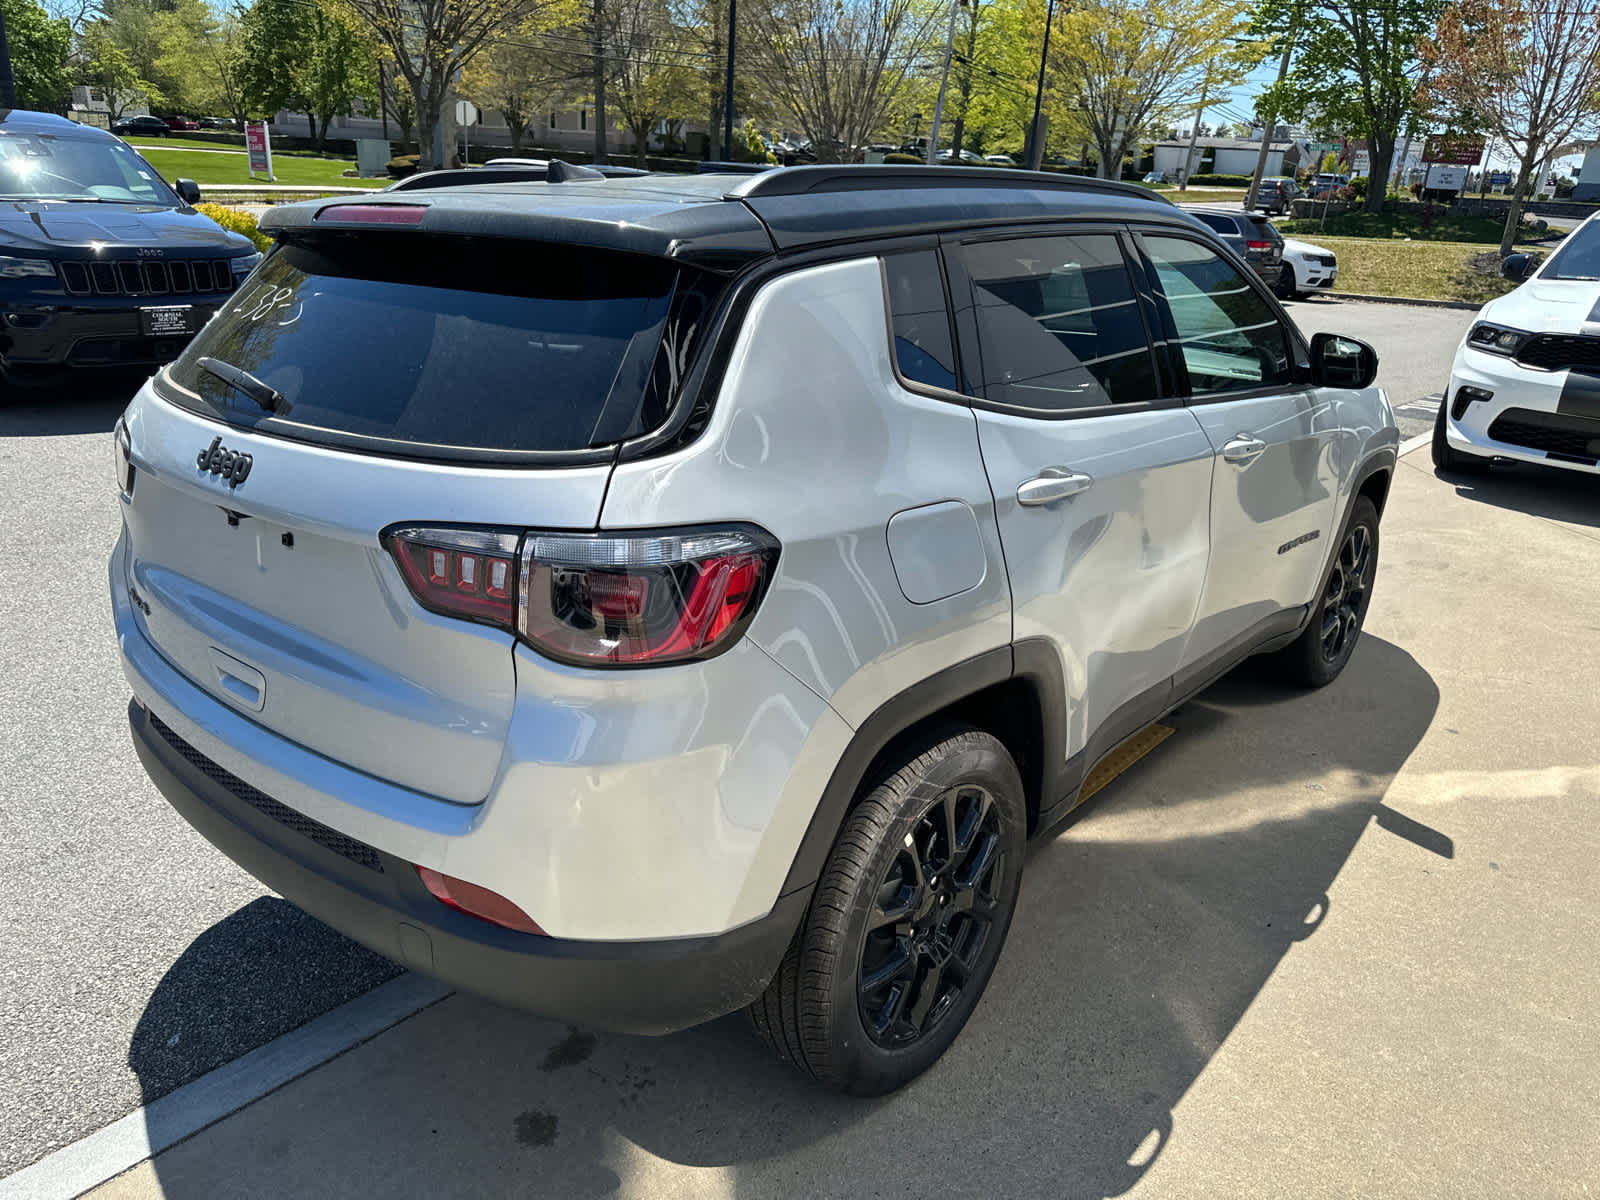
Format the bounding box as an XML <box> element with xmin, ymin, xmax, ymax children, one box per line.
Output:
<box><xmin>1222</xmin><ymin>435</ymin><xmax>1267</xmax><ymax>465</ymax></box>
<box><xmin>1016</xmin><ymin>466</ymin><xmax>1094</xmax><ymax>506</ymax></box>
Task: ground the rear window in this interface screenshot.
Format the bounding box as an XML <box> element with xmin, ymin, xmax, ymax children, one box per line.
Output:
<box><xmin>164</xmin><ymin>236</ymin><xmax>710</xmax><ymax>458</ymax></box>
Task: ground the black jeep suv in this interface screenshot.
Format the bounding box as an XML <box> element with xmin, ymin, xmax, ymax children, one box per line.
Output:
<box><xmin>0</xmin><ymin>110</ymin><xmax>261</xmax><ymax>395</ymax></box>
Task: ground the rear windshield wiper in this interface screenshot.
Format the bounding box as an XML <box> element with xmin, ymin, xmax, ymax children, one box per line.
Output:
<box><xmin>198</xmin><ymin>356</ymin><xmax>288</xmax><ymax>414</ymax></box>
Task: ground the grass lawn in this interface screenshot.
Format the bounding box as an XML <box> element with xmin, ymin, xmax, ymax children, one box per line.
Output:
<box><xmin>128</xmin><ymin>135</ymin><xmax>355</xmax><ymax>160</ymax></box>
<box><xmin>1319</xmin><ymin>236</ymin><xmax>1530</xmax><ymax>304</ymax></box>
<box><xmin>1278</xmin><ymin>207</ymin><xmax>1522</xmax><ymax>244</ymax></box>
<box><xmin>138</xmin><ymin>147</ymin><xmax>383</xmax><ymax>189</ymax></box>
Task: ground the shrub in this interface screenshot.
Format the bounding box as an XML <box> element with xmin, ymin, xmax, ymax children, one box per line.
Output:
<box><xmin>195</xmin><ymin>203</ymin><xmax>272</xmax><ymax>252</ymax></box>
<box><xmin>1350</xmin><ymin>176</ymin><xmax>1369</xmax><ymax>199</ymax></box>
<box><xmin>386</xmin><ymin>154</ymin><xmax>420</xmax><ymax>178</ymax></box>
<box><xmin>883</xmin><ymin>152</ymin><xmax>923</xmax><ymax>164</ymax></box>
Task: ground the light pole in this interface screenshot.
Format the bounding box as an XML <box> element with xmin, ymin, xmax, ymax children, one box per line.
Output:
<box><xmin>926</xmin><ymin>0</ymin><xmax>966</xmax><ymax>166</ymax></box>
<box><xmin>1025</xmin><ymin>0</ymin><xmax>1059</xmax><ymax>170</ymax></box>
<box><xmin>0</xmin><ymin>1</ymin><xmax>17</xmax><ymax>110</ymax></box>
<box><xmin>723</xmin><ymin>0</ymin><xmax>737</xmax><ymax>159</ymax></box>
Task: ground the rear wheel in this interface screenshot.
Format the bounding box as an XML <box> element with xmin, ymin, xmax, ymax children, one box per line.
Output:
<box><xmin>748</xmin><ymin>728</ymin><xmax>1026</xmax><ymax>1096</ymax></box>
<box><xmin>1274</xmin><ymin>265</ymin><xmax>1298</xmax><ymax>300</ymax></box>
<box><xmin>1431</xmin><ymin>398</ymin><xmax>1491</xmax><ymax>474</ymax></box>
<box><xmin>1273</xmin><ymin>496</ymin><xmax>1379</xmax><ymax>688</ymax></box>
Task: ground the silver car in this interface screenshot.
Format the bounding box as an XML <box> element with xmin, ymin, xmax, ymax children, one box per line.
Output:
<box><xmin>111</xmin><ymin>166</ymin><xmax>1398</xmax><ymax>1096</ymax></box>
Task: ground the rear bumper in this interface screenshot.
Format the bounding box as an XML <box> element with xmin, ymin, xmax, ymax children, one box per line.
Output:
<box><xmin>129</xmin><ymin>696</ymin><xmax>807</xmax><ymax>1034</ymax></box>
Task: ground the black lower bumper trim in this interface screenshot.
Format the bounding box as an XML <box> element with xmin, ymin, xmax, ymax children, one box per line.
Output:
<box><xmin>129</xmin><ymin>699</ymin><xmax>806</xmax><ymax>1035</ymax></box>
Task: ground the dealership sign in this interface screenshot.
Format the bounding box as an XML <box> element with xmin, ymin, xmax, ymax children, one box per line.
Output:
<box><xmin>246</xmin><ymin>121</ymin><xmax>275</xmax><ymax>181</ymax></box>
<box><xmin>1422</xmin><ymin>134</ymin><xmax>1486</xmax><ymax>166</ymax></box>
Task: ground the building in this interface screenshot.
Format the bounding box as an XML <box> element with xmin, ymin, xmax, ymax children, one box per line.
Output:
<box><xmin>1152</xmin><ymin>137</ymin><xmax>1300</xmax><ymax>180</ymax></box>
<box><xmin>66</xmin><ymin>85</ymin><xmax>149</xmax><ymax>130</ymax></box>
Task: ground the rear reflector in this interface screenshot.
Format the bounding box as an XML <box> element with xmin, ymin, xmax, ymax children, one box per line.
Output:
<box><xmin>316</xmin><ymin>204</ymin><xmax>427</xmax><ymax>226</ymax></box>
<box><xmin>416</xmin><ymin>866</ymin><xmax>545</xmax><ymax>935</ymax></box>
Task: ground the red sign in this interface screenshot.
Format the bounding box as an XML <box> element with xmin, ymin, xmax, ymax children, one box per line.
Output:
<box><xmin>246</xmin><ymin>121</ymin><xmax>274</xmax><ymax>179</ymax></box>
<box><xmin>1422</xmin><ymin>134</ymin><xmax>1486</xmax><ymax>166</ymax></box>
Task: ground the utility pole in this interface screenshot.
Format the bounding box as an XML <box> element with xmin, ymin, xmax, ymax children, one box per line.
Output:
<box><xmin>926</xmin><ymin>0</ymin><xmax>965</xmax><ymax>166</ymax></box>
<box><xmin>592</xmin><ymin>0</ymin><xmax>608</xmax><ymax>164</ymax></box>
<box><xmin>0</xmin><ymin>1</ymin><xmax>17</xmax><ymax>110</ymax></box>
<box><xmin>1245</xmin><ymin>35</ymin><xmax>1293</xmax><ymax>212</ymax></box>
<box><xmin>1179</xmin><ymin>63</ymin><xmax>1213</xmax><ymax>191</ymax></box>
<box><xmin>1025</xmin><ymin>0</ymin><xmax>1059</xmax><ymax>170</ymax></box>
<box><xmin>722</xmin><ymin>0</ymin><xmax>737</xmax><ymax>158</ymax></box>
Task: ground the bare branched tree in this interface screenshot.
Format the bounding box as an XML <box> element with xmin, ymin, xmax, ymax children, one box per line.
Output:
<box><xmin>340</xmin><ymin>0</ymin><xmax>561</xmax><ymax>168</ymax></box>
<box><xmin>746</xmin><ymin>0</ymin><xmax>938</xmax><ymax>161</ymax></box>
<box><xmin>1422</xmin><ymin>0</ymin><xmax>1600</xmax><ymax>254</ymax></box>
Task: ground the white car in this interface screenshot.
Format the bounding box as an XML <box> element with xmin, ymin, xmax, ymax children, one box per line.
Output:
<box><xmin>1277</xmin><ymin>237</ymin><xmax>1338</xmax><ymax>299</ymax></box>
<box><xmin>1437</xmin><ymin>213</ymin><xmax>1600</xmax><ymax>476</ymax></box>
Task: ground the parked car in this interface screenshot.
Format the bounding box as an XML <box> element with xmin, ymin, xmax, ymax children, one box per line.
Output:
<box><xmin>937</xmin><ymin>148</ymin><xmax>984</xmax><ymax>163</ymax></box>
<box><xmin>985</xmin><ymin>154</ymin><xmax>1018</xmax><ymax>166</ymax></box>
<box><xmin>0</xmin><ymin>109</ymin><xmax>260</xmax><ymax>396</ymax></box>
<box><xmin>1254</xmin><ymin>176</ymin><xmax>1300</xmax><ymax>215</ymax></box>
<box><xmin>1277</xmin><ymin>237</ymin><xmax>1338</xmax><ymax>299</ymax></box>
<box><xmin>198</xmin><ymin>116</ymin><xmax>236</xmax><ymax>130</ymax></box>
<box><xmin>110</xmin><ymin>114</ymin><xmax>170</xmax><ymax>139</ymax></box>
<box><xmin>111</xmin><ymin>164</ymin><xmax>1395</xmax><ymax>1097</ymax></box>
<box><xmin>163</xmin><ymin>115</ymin><xmax>199</xmax><ymax>131</ymax></box>
<box><xmin>1436</xmin><ymin>212</ymin><xmax>1600</xmax><ymax>477</ymax></box>
<box><xmin>1309</xmin><ymin>172</ymin><xmax>1351</xmax><ymax>199</ymax></box>
<box><xmin>1143</xmin><ymin>170</ymin><xmax>1171</xmax><ymax>184</ymax></box>
<box><xmin>1188</xmin><ymin>207</ymin><xmax>1287</xmax><ymax>290</ymax></box>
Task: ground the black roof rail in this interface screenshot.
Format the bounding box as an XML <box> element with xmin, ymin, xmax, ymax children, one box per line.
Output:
<box><xmin>695</xmin><ymin>161</ymin><xmax>777</xmax><ymax>175</ymax></box>
<box><xmin>724</xmin><ymin>163</ymin><xmax>1170</xmax><ymax>205</ymax></box>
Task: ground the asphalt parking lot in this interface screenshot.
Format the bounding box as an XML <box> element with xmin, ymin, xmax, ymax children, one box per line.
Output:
<box><xmin>10</xmin><ymin>296</ymin><xmax>1598</xmax><ymax>1199</ymax></box>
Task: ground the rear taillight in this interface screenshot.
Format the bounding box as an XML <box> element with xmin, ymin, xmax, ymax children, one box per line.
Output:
<box><xmin>113</xmin><ymin>417</ymin><xmax>135</xmax><ymax>500</ymax></box>
<box><xmin>382</xmin><ymin>526</ymin><xmax>520</xmax><ymax>628</ymax></box>
<box><xmin>1247</xmin><ymin>239</ymin><xmax>1274</xmax><ymax>251</ymax></box>
<box><xmin>382</xmin><ymin>523</ymin><xmax>779</xmax><ymax>667</ymax></box>
<box><xmin>416</xmin><ymin>866</ymin><xmax>544</xmax><ymax>934</ymax></box>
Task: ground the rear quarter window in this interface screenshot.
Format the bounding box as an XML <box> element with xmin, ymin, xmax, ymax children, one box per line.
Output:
<box><xmin>163</xmin><ymin>236</ymin><xmax>709</xmax><ymax>459</ymax></box>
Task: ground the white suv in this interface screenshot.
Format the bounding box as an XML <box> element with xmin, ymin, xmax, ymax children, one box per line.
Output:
<box><xmin>111</xmin><ymin>167</ymin><xmax>1398</xmax><ymax>1095</ymax></box>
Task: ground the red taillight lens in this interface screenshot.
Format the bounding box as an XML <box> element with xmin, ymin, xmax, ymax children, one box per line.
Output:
<box><xmin>416</xmin><ymin>866</ymin><xmax>544</xmax><ymax>935</ymax></box>
<box><xmin>383</xmin><ymin>527</ymin><xmax>521</xmax><ymax>629</ymax></box>
<box><xmin>1247</xmin><ymin>240</ymin><xmax>1274</xmax><ymax>250</ymax></box>
<box><xmin>518</xmin><ymin>526</ymin><xmax>779</xmax><ymax>667</ymax></box>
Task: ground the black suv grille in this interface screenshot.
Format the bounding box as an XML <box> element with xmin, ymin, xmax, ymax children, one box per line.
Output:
<box><xmin>57</xmin><ymin>258</ymin><xmax>239</xmax><ymax>298</ymax></box>
<box><xmin>148</xmin><ymin>711</ymin><xmax>385</xmax><ymax>873</ymax></box>
<box><xmin>1511</xmin><ymin>334</ymin><xmax>1600</xmax><ymax>373</ymax></box>
<box><xmin>1487</xmin><ymin>407</ymin><xmax>1600</xmax><ymax>461</ymax></box>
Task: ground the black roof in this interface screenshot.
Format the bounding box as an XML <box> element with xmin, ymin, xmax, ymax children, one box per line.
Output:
<box><xmin>258</xmin><ymin>165</ymin><xmax>1211</xmax><ymax>274</ymax></box>
<box><xmin>0</xmin><ymin>109</ymin><xmax>112</xmax><ymax>138</ymax></box>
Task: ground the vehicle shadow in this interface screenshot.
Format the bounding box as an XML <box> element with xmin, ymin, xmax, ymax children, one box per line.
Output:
<box><xmin>0</xmin><ymin>375</ymin><xmax>142</xmax><ymax>437</ymax></box>
<box><xmin>1441</xmin><ymin>460</ymin><xmax>1599</xmax><ymax>529</ymax></box>
<box><xmin>132</xmin><ymin>635</ymin><xmax>1440</xmax><ymax>1199</ymax></box>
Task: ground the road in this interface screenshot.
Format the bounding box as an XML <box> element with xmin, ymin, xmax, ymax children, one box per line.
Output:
<box><xmin>0</xmin><ymin>297</ymin><xmax>1479</xmax><ymax>1186</ymax></box>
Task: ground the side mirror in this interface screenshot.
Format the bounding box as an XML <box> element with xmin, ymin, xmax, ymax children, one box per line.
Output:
<box><xmin>174</xmin><ymin>178</ymin><xmax>202</xmax><ymax>205</ymax></box>
<box><xmin>1310</xmin><ymin>331</ymin><xmax>1378</xmax><ymax>389</ymax></box>
<box><xmin>1500</xmin><ymin>252</ymin><xmax>1534</xmax><ymax>281</ymax></box>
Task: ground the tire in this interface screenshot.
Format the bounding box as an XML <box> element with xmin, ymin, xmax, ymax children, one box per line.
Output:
<box><xmin>1431</xmin><ymin>397</ymin><xmax>1491</xmax><ymax>474</ymax></box>
<box><xmin>1274</xmin><ymin>265</ymin><xmax>1298</xmax><ymax>300</ymax></box>
<box><xmin>748</xmin><ymin>727</ymin><xmax>1026</xmax><ymax>1096</ymax></box>
<box><xmin>1272</xmin><ymin>496</ymin><xmax>1379</xmax><ymax>688</ymax></box>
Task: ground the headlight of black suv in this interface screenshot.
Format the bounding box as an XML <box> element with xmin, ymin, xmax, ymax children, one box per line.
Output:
<box><xmin>1467</xmin><ymin>322</ymin><xmax>1531</xmax><ymax>356</ymax></box>
<box><xmin>0</xmin><ymin>255</ymin><xmax>56</xmax><ymax>280</ymax></box>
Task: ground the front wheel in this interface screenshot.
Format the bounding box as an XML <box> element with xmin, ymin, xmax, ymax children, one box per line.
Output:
<box><xmin>1431</xmin><ymin>398</ymin><xmax>1491</xmax><ymax>474</ymax></box>
<box><xmin>748</xmin><ymin>728</ymin><xmax>1026</xmax><ymax>1096</ymax></box>
<box><xmin>1273</xmin><ymin>496</ymin><xmax>1379</xmax><ymax>688</ymax></box>
<box><xmin>1273</xmin><ymin>266</ymin><xmax>1298</xmax><ymax>300</ymax></box>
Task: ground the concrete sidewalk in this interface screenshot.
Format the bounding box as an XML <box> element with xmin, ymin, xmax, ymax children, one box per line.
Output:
<box><xmin>87</xmin><ymin>454</ymin><xmax>1600</xmax><ymax>1199</ymax></box>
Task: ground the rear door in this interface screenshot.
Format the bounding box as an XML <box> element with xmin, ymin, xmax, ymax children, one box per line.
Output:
<box><xmin>120</xmin><ymin>233</ymin><xmax>687</xmax><ymax>804</ymax></box>
<box><xmin>1134</xmin><ymin>231</ymin><xmax>1341</xmax><ymax>671</ymax></box>
<box><xmin>949</xmin><ymin>228</ymin><xmax>1214</xmax><ymax>761</ymax></box>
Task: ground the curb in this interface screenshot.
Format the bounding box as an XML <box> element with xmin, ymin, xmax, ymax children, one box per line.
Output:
<box><xmin>1325</xmin><ymin>292</ymin><xmax>1484</xmax><ymax>312</ymax></box>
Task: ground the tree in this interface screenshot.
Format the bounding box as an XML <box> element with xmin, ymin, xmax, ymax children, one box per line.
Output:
<box><xmin>238</xmin><ymin>0</ymin><xmax>375</xmax><ymax>145</ymax></box>
<box><xmin>341</xmin><ymin>0</ymin><xmax>564</xmax><ymax>170</ymax></box>
<box><xmin>1421</xmin><ymin>0</ymin><xmax>1600</xmax><ymax>254</ymax></box>
<box><xmin>1254</xmin><ymin>0</ymin><xmax>1447</xmax><ymax>212</ymax></box>
<box><xmin>1051</xmin><ymin>0</ymin><xmax>1257</xmax><ymax>179</ymax></box>
<box><xmin>460</xmin><ymin>12</ymin><xmax>581</xmax><ymax>153</ymax></box>
<box><xmin>80</xmin><ymin>20</ymin><xmax>159</xmax><ymax>120</ymax></box>
<box><xmin>606</xmin><ymin>0</ymin><xmax>697</xmax><ymax>164</ymax></box>
<box><xmin>746</xmin><ymin>0</ymin><xmax>939</xmax><ymax>161</ymax></box>
<box><xmin>301</xmin><ymin>9</ymin><xmax>375</xmax><ymax>145</ymax></box>
<box><xmin>2</xmin><ymin>0</ymin><xmax>72</xmax><ymax>111</ymax></box>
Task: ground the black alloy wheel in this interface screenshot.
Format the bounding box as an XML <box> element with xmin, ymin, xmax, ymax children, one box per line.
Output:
<box><xmin>1319</xmin><ymin>522</ymin><xmax>1372</xmax><ymax>665</ymax></box>
<box><xmin>857</xmin><ymin>783</ymin><xmax>1007</xmax><ymax>1048</ymax></box>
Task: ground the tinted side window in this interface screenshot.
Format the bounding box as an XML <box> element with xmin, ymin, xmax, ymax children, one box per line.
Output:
<box><xmin>960</xmin><ymin>234</ymin><xmax>1156</xmax><ymax>412</ymax></box>
<box><xmin>1144</xmin><ymin>235</ymin><xmax>1294</xmax><ymax>397</ymax></box>
<box><xmin>883</xmin><ymin>251</ymin><xmax>958</xmax><ymax>392</ymax></box>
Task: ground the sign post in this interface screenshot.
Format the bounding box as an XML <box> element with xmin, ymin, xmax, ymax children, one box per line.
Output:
<box><xmin>1307</xmin><ymin>142</ymin><xmax>1342</xmax><ymax>229</ymax></box>
<box><xmin>1419</xmin><ymin>134</ymin><xmax>1485</xmax><ymax>204</ymax></box>
<box><xmin>246</xmin><ymin>121</ymin><xmax>274</xmax><ymax>182</ymax></box>
<box><xmin>454</xmin><ymin>99</ymin><xmax>479</xmax><ymax>165</ymax></box>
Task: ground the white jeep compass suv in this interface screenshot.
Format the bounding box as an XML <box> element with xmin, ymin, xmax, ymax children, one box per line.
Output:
<box><xmin>111</xmin><ymin>166</ymin><xmax>1399</xmax><ymax>1095</ymax></box>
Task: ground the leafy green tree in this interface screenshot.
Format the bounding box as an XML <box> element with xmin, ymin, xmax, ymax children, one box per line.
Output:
<box><xmin>460</xmin><ymin>8</ymin><xmax>582</xmax><ymax>153</ymax></box>
<box><xmin>238</xmin><ymin>0</ymin><xmax>374</xmax><ymax>145</ymax></box>
<box><xmin>1</xmin><ymin>0</ymin><xmax>72</xmax><ymax>111</ymax></box>
<box><xmin>80</xmin><ymin>20</ymin><xmax>160</xmax><ymax>121</ymax></box>
<box><xmin>606</xmin><ymin>0</ymin><xmax>698</xmax><ymax>165</ymax></box>
<box><xmin>1253</xmin><ymin>0</ymin><xmax>1448</xmax><ymax>212</ymax></box>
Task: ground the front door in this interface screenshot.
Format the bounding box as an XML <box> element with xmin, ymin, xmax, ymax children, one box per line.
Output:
<box><xmin>1136</xmin><ymin>232</ymin><xmax>1342</xmax><ymax>668</ymax></box>
<box><xmin>949</xmin><ymin>229</ymin><xmax>1215</xmax><ymax>762</ymax></box>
